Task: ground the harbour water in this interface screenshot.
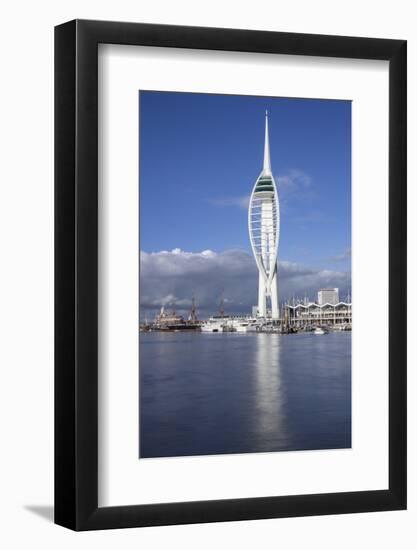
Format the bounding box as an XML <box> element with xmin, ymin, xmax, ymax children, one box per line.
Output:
<box><xmin>139</xmin><ymin>331</ymin><xmax>351</xmax><ymax>458</ymax></box>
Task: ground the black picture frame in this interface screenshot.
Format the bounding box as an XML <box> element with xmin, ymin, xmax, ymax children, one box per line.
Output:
<box><xmin>55</xmin><ymin>19</ymin><xmax>407</xmax><ymax>531</ymax></box>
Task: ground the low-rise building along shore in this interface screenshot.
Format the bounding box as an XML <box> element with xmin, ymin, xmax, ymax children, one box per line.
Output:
<box><xmin>283</xmin><ymin>301</ymin><xmax>352</xmax><ymax>329</ymax></box>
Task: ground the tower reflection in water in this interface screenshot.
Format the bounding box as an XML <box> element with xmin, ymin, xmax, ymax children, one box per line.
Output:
<box><xmin>251</xmin><ymin>333</ymin><xmax>289</xmax><ymax>452</ymax></box>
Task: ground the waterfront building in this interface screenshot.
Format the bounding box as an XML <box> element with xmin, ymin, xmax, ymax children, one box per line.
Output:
<box><xmin>248</xmin><ymin>111</ymin><xmax>280</xmax><ymax>319</ymax></box>
<box><xmin>318</xmin><ymin>288</ymin><xmax>339</xmax><ymax>305</ymax></box>
<box><xmin>284</xmin><ymin>300</ymin><xmax>352</xmax><ymax>329</ymax></box>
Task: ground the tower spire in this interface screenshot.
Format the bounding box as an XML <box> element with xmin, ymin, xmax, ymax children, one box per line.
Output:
<box><xmin>263</xmin><ymin>110</ymin><xmax>272</xmax><ymax>175</ymax></box>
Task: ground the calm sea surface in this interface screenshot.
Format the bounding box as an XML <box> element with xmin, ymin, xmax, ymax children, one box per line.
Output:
<box><xmin>139</xmin><ymin>331</ymin><xmax>351</xmax><ymax>458</ymax></box>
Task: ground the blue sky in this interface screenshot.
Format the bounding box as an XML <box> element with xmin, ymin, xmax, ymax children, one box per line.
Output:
<box><xmin>139</xmin><ymin>91</ymin><xmax>351</xmax><ymax>315</ymax></box>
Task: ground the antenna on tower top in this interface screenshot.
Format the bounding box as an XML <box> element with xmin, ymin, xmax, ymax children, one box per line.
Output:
<box><xmin>263</xmin><ymin>110</ymin><xmax>272</xmax><ymax>175</ymax></box>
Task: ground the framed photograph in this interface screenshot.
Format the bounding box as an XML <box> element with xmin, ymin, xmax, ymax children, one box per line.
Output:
<box><xmin>55</xmin><ymin>20</ymin><xmax>406</xmax><ymax>530</ymax></box>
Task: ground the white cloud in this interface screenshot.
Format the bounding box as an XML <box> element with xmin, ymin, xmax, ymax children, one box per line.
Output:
<box><xmin>207</xmin><ymin>195</ymin><xmax>250</xmax><ymax>209</ymax></box>
<box><xmin>277</xmin><ymin>169</ymin><xmax>312</xmax><ymax>191</ymax></box>
<box><xmin>329</xmin><ymin>247</ymin><xmax>351</xmax><ymax>262</ymax></box>
<box><xmin>140</xmin><ymin>248</ymin><xmax>350</xmax><ymax>318</ymax></box>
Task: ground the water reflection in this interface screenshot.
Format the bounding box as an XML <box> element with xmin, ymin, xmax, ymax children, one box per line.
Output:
<box><xmin>139</xmin><ymin>332</ymin><xmax>351</xmax><ymax>458</ymax></box>
<box><xmin>252</xmin><ymin>334</ymin><xmax>289</xmax><ymax>451</ymax></box>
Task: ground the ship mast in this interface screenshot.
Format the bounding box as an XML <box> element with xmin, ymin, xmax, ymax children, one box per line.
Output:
<box><xmin>190</xmin><ymin>295</ymin><xmax>197</xmax><ymax>323</ymax></box>
<box><xmin>219</xmin><ymin>290</ymin><xmax>225</xmax><ymax>318</ymax></box>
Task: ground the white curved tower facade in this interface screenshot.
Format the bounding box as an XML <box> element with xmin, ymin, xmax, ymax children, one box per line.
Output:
<box><xmin>248</xmin><ymin>112</ymin><xmax>280</xmax><ymax>319</ymax></box>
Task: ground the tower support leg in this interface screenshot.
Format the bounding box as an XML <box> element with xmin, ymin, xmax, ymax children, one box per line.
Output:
<box><xmin>270</xmin><ymin>270</ymin><xmax>279</xmax><ymax>319</ymax></box>
<box><xmin>258</xmin><ymin>272</ymin><xmax>267</xmax><ymax>317</ymax></box>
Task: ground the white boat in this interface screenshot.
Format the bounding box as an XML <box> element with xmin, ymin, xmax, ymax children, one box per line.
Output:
<box><xmin>225</xmin><ymin>316</ymin><xmax>258</xmax><ymax>333</ymax></box>
<box><xmin>201</xmin><ymin>317</ymin><xmax>225</xmax><ymax>333</ymax></box>
<box><xmin>335</xmin><ymin>324</ymin><xmax>352</xmax><ymax>331</ymax></box>
<box><xmin>235</xmin><ymin>322</ymin><xmax>250</xmax><ymax>333</ymax></box>
<box><xmin>314</xmin><ymin>327</ymin><xmax>328</xmax><ymax>335</ymax></box>
<box><xmin>201</xmin><ymin>315</ymin><xmax>258</xmax><ymax>333</ymax></box>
